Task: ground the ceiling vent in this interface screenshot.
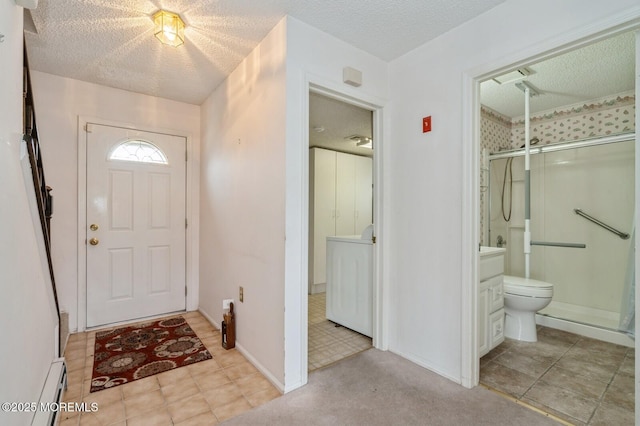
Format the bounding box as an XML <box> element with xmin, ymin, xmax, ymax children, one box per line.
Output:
<box><xmin>492</xmin><ymin>68</ymin><xmax>533</xmax><ymax>85</ymax></box>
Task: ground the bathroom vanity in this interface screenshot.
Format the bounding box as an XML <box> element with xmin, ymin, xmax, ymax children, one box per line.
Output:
<box><xmin>478</xmin><ymin>247</ymin><xmax>506</xmax><ymax>357</ymax></box>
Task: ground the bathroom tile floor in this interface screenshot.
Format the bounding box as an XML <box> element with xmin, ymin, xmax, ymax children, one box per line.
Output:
<box><xmin>308</xmin><ymin>293</ymin><xmax>372</xmax><ymax>371</ymax></box>
<box><xmin>480</xmin><ymin>326</ymin><xmax>634</xmax><ymax>425</ymax></box>
<box><xmin>58</xmin><ymin>311</ymin><xmax>281</xmax><ymax>425</ymax></box>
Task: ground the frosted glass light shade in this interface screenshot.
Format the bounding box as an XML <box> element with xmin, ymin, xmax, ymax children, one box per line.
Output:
<box><xmin>153</xmin><ymin>10</ymin><xmax>185</xmax><ymax>47</ymax></box>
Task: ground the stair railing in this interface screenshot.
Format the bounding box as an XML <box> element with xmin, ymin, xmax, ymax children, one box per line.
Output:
<box><xmin>23</xmin><ymin>42</ymin><xmax>61</xmax><ymax>355</ymax></box>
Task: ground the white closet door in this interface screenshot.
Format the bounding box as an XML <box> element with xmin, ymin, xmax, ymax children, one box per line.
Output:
<box><xmin>335</xmin><ymin>152</ymin><xmax>356</xmax><ymax>235</ymax></box>
<box><xmin>354</xmin><ymin>156</ymin><xmax>373</xmax><ymax>235</ymax></box>
<box><xmin>312</xmin><ymin>148</ymin><xmax>337</xmax><ymax>286</ymax></box>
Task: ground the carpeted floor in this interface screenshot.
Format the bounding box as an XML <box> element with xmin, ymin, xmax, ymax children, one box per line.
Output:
<box><xmin>224</xmin><ymin>349</ymin><xmax>561</xmax><ymax>425</ymax></box>
<box><xmin>91</xmin><ymin>316</ymin><xmax>212</xmax><ymax>392</ymax></box>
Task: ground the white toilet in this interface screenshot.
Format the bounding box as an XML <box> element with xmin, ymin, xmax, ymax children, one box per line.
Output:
<box><xmin>503</xmin><ymin>275</ymin><xmax>554</xmax><ymax>342</ymax></box>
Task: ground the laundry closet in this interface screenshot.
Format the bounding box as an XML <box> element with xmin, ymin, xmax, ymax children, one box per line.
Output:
<box><xmin>309</xmin><ymin>147</ymin><xmax>372</xmax><ymax>294</ymax></box>
<box><xmin>307</xmin><ymin>92</ymin><xmax>374</xmax><ymax>371</ymax></box>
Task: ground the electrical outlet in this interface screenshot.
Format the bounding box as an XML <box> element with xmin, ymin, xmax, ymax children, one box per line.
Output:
<box><xmin>239</xmin><ymin>286</ymin><xmax>244</xmax><ymax>302</ymax></box>
<box><xmin>222</xmin><ymin>299</ymin><xmax>233</xmax><ymax>310</ymax></box>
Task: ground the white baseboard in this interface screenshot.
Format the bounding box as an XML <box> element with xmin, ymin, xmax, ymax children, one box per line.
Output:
<box><xmin>197</xmin><ymin>308</ymin><xmax>286</xmax><ymax>393</ymax></box>
<box><xmin>198</xmin><ymin>307</ymin><xmax>220</xmax><ymax>329</ymax></box>
<box><xmin>59</xmin><ymin>311</ymin><xmax>70</xmax><ymax>355</ymax></box>
<box><xmin>311</xmin><ymin>283</ymin><xmax>326</xmax><ymax>294</ymax></box>
<box><xmin>235</xmin><ymin>343</ymin><xmax>285</xmax><ymax>393</ymax></box>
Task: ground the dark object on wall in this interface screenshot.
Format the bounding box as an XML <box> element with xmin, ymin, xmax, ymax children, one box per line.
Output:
<box><xmin>222</xmin><ymin>302</ymin><xmax>236</xmax><ymax>349</ymax></box>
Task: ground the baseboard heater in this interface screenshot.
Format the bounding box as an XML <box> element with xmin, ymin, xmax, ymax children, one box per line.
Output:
<box><xmin>32</xmin><ymin>358</ymin><xmax>67</xmax><ymax>426</ymax></box>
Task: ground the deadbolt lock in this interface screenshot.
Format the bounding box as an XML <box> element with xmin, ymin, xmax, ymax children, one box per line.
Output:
<box><xmin>89</xmin><ymin>238</ymin><xmax>99</xmax><ymax>246</ymax></box>
<box><xmin>90</xmin><ymin>224</ymin><xmax>99</xmax><ymax>231</ymax></box>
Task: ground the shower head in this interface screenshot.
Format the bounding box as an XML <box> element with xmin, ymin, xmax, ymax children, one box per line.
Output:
<box><xmin>515</xmin><ymin>80</ymin><xmax>541</xmax><ymax>97</ymax></box>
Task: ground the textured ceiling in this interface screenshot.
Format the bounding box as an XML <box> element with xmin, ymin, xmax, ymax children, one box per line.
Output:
<box><xmin>309</xmin><ymin>32</ymin><xmax>636</xmax><ymax>157</ymax></box>
<box><xmin>24</xmin><ymin>0</ymin><xmax>506</xmax><ymax>105</ymax></box>
<box><xmin>480</xmin><ymin>31</ymin><xmax>636</xmax><ymax>118</ymax></box>
<box><xmin>309</xmin><ymin>93</ymin><xmax>373</xmax><ymax>157</ymax></box>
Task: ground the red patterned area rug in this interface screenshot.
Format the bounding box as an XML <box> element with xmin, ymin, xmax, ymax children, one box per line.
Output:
<box><xmin>91</xmin><ymin>316</ymin><xmax>212</xmax><ymax>393</ymax></box>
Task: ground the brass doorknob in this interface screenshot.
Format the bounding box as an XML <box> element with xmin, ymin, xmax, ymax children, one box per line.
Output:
<box><xmin>90</xmin><ymin>224</ymin><xmax>99</xmax><ymax>231</ymax></box>
<box><xmin>89</xmin><ymin>238</ymin><xmax>99</xmax><ymax>246</ymax></box>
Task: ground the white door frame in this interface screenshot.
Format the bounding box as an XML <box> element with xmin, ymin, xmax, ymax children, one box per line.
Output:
<box><xmin>460</xmin><ymin>14</ymin><xmax>640</xmax><ymax>388</ymax></box>
<box><xmin>289</xmin><ymin>75</ymin><xmax>388</xmax><ymax>391</ymax></box>
<box><xmin>77</xmin><ymin>116</ymin><xmax>199</xmax><ymax>331</ymax></box>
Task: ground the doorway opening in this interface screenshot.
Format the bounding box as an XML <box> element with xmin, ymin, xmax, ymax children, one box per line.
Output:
<box><xmin>307</xmin><ymin>91</ymin><xmax>375</xmax><ymax>371</ymax></box>
<box><xmin>472</xmin><ymin>28</ymin><xmax>637</xmax><ymax>424</ymax></box>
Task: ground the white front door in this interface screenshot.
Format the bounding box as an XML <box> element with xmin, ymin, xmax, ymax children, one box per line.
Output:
<box><xmin>86</xmin><ymin>123</ymin><xmax>186</xmax><ymax>327</ymax></box>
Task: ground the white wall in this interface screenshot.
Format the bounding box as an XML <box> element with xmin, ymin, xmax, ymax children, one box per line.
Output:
<box><xmin>30</xmin><ymin>71</ymin><xmax>201</xmax><ymax>332</ymax></box>
<box><xmin>199</xmin><ymin>15</ymin><xmax>389</xmax><ymax>392</ymax></box>
<box><xmin>0</xmin><ymin>3</ymin><xmax>58</xmax><ymax>425</ymax></box>
<box><xmin>284</xmin><ymin>16</ymin><xmax>389</xmax><ymax>391</ymax></box>
<box><xmin>199</xmin><ymin>19</ymin><xmax>288</xmax><ymax>389</ymax></box>
<box><xmin>387</xmin><ymin>0</ymin><xmax>640</xmax><ymax>383</ymax></box>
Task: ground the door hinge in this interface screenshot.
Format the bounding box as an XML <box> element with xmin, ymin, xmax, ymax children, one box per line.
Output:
<box><xmin>372</xmin><ymin>235</ymin><xmax>376</xmax><ymax>244</ymax></box>
<box><xmin>185</xmin><ymin>218</ymin><xmax>188</xmax><ymax>229</ymax></box>
<box><xmin>185</xmin><ymin>286</ymin><xmax>187</xmax><ymax>297</ymax></box>
<box><xmin>185</xmin><ymin>150</ymin><xmax>188</xmax><ymax>161</ymax></box>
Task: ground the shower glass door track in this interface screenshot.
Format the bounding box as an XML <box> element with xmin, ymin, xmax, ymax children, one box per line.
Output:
<box><xmin>488</xmin><ymin>132</ymin><xmax>634</xmax><ymax>160</ymax></box>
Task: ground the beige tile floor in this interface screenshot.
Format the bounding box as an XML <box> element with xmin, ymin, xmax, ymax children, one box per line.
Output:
<box><xmin>480</xmin><ymin>326</ymin><xmax>635</xmax><ymax>425</ymax></box>
<box><xmin>308</xmin><ymin>293</ymin><xmax>372</xmax><ymax>371</ymax></box>
<box><xmin>59</xmin><ymin>311</ymin><xmax>281</xmax><ymax>425</ymax></box>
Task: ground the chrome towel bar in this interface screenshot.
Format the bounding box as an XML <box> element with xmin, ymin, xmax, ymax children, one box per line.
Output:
<box><xmin>574</xmin><ymin>208</ymin><xmax>630</xmax><ymax>240</ymax></box>
<box><xmin>531</xmin><ymin>241</ymin><xmax>586</xmax><ymax>248</ymax></box>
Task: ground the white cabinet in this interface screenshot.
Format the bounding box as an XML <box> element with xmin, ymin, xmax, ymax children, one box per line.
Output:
<box><xmin>335</xmin><ymin>153</ymin><xmax>356</xmax><ymax>235</ymax></box>
<box><xmin>326</xmin><ymin>236</ymin><xmax>373</xmax><ymax>337</ymax></box>
<box><xmin>310</xmin><ymin>148</ymin><xmax>337</xmax><ymax>293</ymax></box>
<box><xmin>309</xmin><ymin>148</ymin><xmax>372</xmax><ymax>293</ymax></box>
<box><xmin>354</xmin><ymin>156</ymin><xmax>373</xmax><ymax>233</ymax></box>
<box><xmin>479</xmin><ymin>247</ymin><xmax>506</xmax><ymax>357</ymax></box>
<box><xmin>478</xmin><ymin>284</ymin><xmax>489</xmax><ymax>356</ymax></box>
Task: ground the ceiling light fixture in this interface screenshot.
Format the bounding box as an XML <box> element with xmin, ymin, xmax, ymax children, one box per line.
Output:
<box><xmin>346</xmin><ymin>135</ymin><xmax>373</xmax><ymax>149</ymax></box>
<box><xmin>153</xmin><ymin>10</ymin><xmax>185</xmax><ymax>47</ymax></box>
<box><xmin>356</xmin><ymin>138</ymin><xmax>373</xmax><ymax>149</ymax></box>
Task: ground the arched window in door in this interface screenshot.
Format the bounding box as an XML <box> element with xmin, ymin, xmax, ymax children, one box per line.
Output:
<box><xmin>109</xmin><ymin>140</ymin><xmax>169</xmax><ymax>164</ymax></box>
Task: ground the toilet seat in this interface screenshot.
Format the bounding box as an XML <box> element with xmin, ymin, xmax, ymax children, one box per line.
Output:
<box><xmin>503</xmin><ymin>275</ymin><xmax>553</xmax><ymax>298</ymax></box>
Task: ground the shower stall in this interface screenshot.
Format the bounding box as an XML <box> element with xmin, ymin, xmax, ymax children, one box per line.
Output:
<box><xmin>485</xmin><ymin>133</ymin><xmax>635</xmax><ymax>346</ymax></box>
